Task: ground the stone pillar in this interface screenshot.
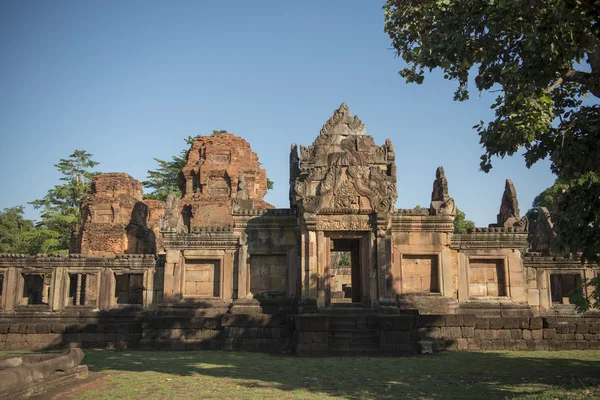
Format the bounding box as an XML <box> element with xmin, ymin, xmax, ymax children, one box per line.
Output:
<box><xmin>143</xmin><ymin>267</ymin><xmax>155</xmax><ymax>310</ymax></box>
<box><xmin>237</xmin><ymin>233</ymin><xmax>249</xmax><ymax>299</ymax></box>
<box><xmin>440</xmin><ymin>248</ymin><xmax>453</xmax><ymax>297</ymax></box>
<box><xmin>308</xmin><ymin>230</ymin><xmax>318</xmax><ymax>300</ymax></box>
<box><xmin>376</xmin><ymin>213</ymin><xmax>392</xmax><ymax>301</ymax></box>
<box><xmin>316</xmin><ymin>230</ymin><xmax>326</xmax><ymax>307</ymax></box>
<box><xmin>3</xmin><ymin>267</ymin><xmax>20</xmax><ymax>311</ymax></box>
<box><xmin>222</xmin><ymin>251</ymin><xmax>233</xmax><ymax>302</ymax></box>
<box><xmin>457</xmin><ymin>253</ymin><xmax>469</xmax><ymax>302</ymax></box>
<box><xmin>50</xmin><ymin>268</ymin><xmax>67</xmax><ymax>311</ymax></box>
<box><xmin>98</xmin><ymin>267</ymin><xmax>116</xmax><ymax>310</ymax></box>
<box><xmin>163</xmin><ymin>249</ymin><xmax>182</xmax><ymax>302</ymax></box>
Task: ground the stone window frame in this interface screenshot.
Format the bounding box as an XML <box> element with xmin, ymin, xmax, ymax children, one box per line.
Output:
<box><xmin>113</xmin><ymin>271</ymin><xmax>146</xmax><ymax>307</ymax></box>
<box><xmin>182</xmin><ymin>253</ymin><xmax>226</xmax><ymax>300</ymax></box>
<box><xmin>16</xmin><ymin>268</ymin><xmax>53</xmax><ymax>310</ymax></box>
<box><xmin>543</xmin><ymin>268</ymin><xmax>588</xmax><ymax>308</ymax></box>
<box><xmin>465</xmin><ymin>255</ymin><xmax>510</xmax><ymax>300</ymax></box>
<box><xmin>63</xmin><ymin>269</ymin><xmax>100</xmax><ymax>308</ymax></box>
<box><xmin>396</xmin><ymin>251</ymin><xmax>445</xmax><ymax>296</ymax></box>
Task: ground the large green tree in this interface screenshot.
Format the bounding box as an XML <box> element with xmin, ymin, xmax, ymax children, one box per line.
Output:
<box><xmin>454</xmin><ymin>208</ymin><xmax>476</xmax><ymax>234</ymax></box>
<box><xmin>385</xmin><ymin>0</ymin><xmax>600</xmax><ymax>308</ymax></box>
<box><xmin>30</xmin><ymin>150</ymin><xmax>99</xmax><ymax>252</ymax></box>
<box><xmin>143</xmin><ymin>131</ymin><xmax>273</xmax><ymax>201</ymax></box>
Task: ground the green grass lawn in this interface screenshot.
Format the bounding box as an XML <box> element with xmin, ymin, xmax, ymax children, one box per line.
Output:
<box><xmin>62</xmin><ymin>350</ymin><xmax>600</xmax><ymax>400</ymax></box>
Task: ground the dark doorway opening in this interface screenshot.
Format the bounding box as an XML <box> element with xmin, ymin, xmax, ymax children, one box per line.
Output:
<box><xmin>550</xmin><ymin>274</ymin><xmax>581</xmax><ymax>304</ymax></box>
<box><xmin>330</xmin><ymin>239</ymin><xmax>361</xmax><ymax>304</ymax></box>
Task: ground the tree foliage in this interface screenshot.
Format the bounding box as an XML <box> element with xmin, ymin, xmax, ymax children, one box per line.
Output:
<box><xmin>385</xmin><ymin>0</ymin><xmax>600</xmax><ymax>309</ymax></box>
<box><xmin>454</xmin><ymin>208</ymin><xmax>476</xmax><ymax>234</ymax></box>
<box><xmin>143</xmin><ymin>135</ymin><xmax>200</xmax><ymax>201</ymax></box>
<box><xmin>143</xmin><ymin>131</ymin><xmax>274</xmax><ymax>201</ymax></box>
<box><xmin>29</xmin><ymin>150</ymin><xmax>99</xmax><ymax>252</ymax></box>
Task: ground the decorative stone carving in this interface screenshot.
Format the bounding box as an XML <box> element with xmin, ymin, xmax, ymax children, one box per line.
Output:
<box><xmin>530</xmin><ymin>207</ymin><xmax>555</xmax><ymax>254</ymax></box>
<box><xmin>237</xmin><ymin>172</ymin><xmax>249</xmax><ymax>200</ymax></box>
<box><xmin>497</xmin><ymin>179</ymin><xmax>522</xmax><ymax>227</ymax></box>
<box><xmin>293</xmin><ymin>103</ymin><xmax>397</xmax><ymax>215</ymax></box>
<box><xmin>289</xmin><ymin>143</ymin><xmax>300</xmax><ymax>209</ymax></box>
<box><xmin>429</xmin><ymin>166</ymin><xmax>456</xmax><ymax>216</ymax></box>
<box><xmin>159</xmin><ymin>193</ymin><xmax>187</xmax><ymax>233</ymax></box>
<box><xmin>314</xmin><ymin>215</ymin><xmax>372</xmax><ymax>231</ymax></box>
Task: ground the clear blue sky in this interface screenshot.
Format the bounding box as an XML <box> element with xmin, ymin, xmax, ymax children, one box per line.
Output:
<box><xmin>0</xmin><ymin>0</ymin><xmax>556</xmax><ymax>226</ymax></box>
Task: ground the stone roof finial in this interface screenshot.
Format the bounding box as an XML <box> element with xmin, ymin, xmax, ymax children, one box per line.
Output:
<box><xmin>497</xmin><ymin>179</ymin><xmax>521</xmax><ymax>227</ymax></box>
<box><xmin>320</xmin><ymin>102</ymin><xmax>366</xmax><ymax>136</ymax></box>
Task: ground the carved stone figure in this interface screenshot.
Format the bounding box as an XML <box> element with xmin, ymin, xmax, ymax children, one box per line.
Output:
<box><xmin>497</xmin><ymin>179</ymin><xmax>521</xmax><ymax>227</ymax></box>
<box><xmin>430</xmin><ymin>166</ymin><xmax>456</xmax><ymax>216</ymax></box>
<box><xmin>159</xmin><ymin>193</ymin><xmax>187</xmax><ymax>233</ymax></box>
<box><xmin>530</xmin><ymin>207</ymin><xmax>556</xmax><ymax>254</ymax></box>
<box><xmin>237</xmin><ymin>171</ymin><xmax>249</xmax><ymax>200</ymax></box>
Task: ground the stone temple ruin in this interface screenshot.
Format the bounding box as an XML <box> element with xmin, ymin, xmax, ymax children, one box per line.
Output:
<box><xmin>0</xmin><ymin>103</ymin><xmax>598</xmax><ymax>355</ymax></box>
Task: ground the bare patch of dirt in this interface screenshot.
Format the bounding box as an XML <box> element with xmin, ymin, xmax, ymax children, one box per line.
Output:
<box><xmin>30</xmin><ymin>372</ymin><xmax>111</xmax><ymax>400</ymax></box>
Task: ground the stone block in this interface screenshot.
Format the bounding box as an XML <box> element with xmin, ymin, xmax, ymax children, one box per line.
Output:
<box><xmin>204</xmin><ymin>318</ymin><xmax>220</xmax><ymax>330</ymax></box>
<box><xmin>559</xmin><ymin>333</ymin><xmax>574</xmax><ymax>340</ymax></box>
<box><xmin>0</xmin><ymin>324</ymin><xmax>8</xmax><ymax>334</ymax></box>
<box><xmin>392</xmin><ymin>316</ymin><xmax>415</xmax><ymax>331</ymax></box>
<box><xmin>574</xmin><ymin>333</ymin><xmax>584</xmax><ymax>340</ymax></box>
<box><xmin>503</xmin><ymin>318</ymin><xmax>520</xmax><ymax>329</ymax></box>
<box><xmin>418</xmin><ymin>315</ymin><xmax>445</xmax><ymax>327</ymax></box>
<box><xmin>467</xmin><ymin>338</ymin><xmax>480</xmax><ymax>350</ymax></box>
<box><xmin>456</xmin><ymin>338</ymin><xmax>468</xmax><ymax>350</ymax></box>
<box><xmin>543</xmin><ymin>329</ymin><xmax>556</xmax><ymax>339</ymax></box>
<box><xmin>461</xmin><ymin>327</ymin><xmax>474</xmax><ymax>338</ymax></box>
<box><xmin>531</xmin><ymin>329</ymin><xmax>543</xmax><ymax>339</ymax></box>
<box><xmin>534</xmin><ymin>340</ymin><xmax>549</xmax><ymax>351</ymax></box>
<box><xmin>491</xmin><ymin>340</ymin><xmax>505</xmax><ymax>350</ymax></box>
<box><xmin>510</xmin><ymin>329</ymin><xmax>523</xmax><ymax>340</ymax></box>
<box><xmin>589</xmin><ymin>323</ymin><xmax>600</xmax><ymax>334</ymax></box>
<box><xmin>529</xmin><ymin>317</ymin><xmax>543</xmax><ymax>330</ymax></box>
<box><xmin>25</xmin><ymin>325</ymin><xmax>37</xmax><ymax>334</ymax></box>
<box><xmin>271</xmin><ymin>328</ymin><xmax>282</xmax><ymax>339</ymax></box>
<box><xmin>310</xmin><ymin>343</ymin><xmax>328</xmax><ymax>356</ymax></box>
<box><xmin>443</xmin><ymin>315</ymin><xmax>463</xmax><ymax>327</ymax></box>
<box><xmin>519</xmin><ymin>318</ymin><xmax>530</xmax><ymax>329</ymax></box>
<box><xmin>556</xmin><ymin>323</ymin><xmax>569</xmax><ymax>334</ymax></box>
<box><xmin>575</xmin><ymin>323</ymin><xmax>589</xmax><ymax>334</ymax></box>
<box><xmin>295</xmin><ymin>316</ymin><xmax>328</xmax><ymax>332</ymax></box>
<box><xmin>489</xmin><ymin>319</ymin><xmax>504</xmax><ymax>329</ymax></box>
<box><xmin>516</xmin><ymin>340</ymin><xmax>528</xmax><ymax>350</ymax></box>
<box><xmin>475</xmin><ymin>330</ymin><xmax>494</xmax><ymax>340</ymax></box>
<box><xmin>475</xmin><ymin>319</ymin><xmax>490</xmax><ymax>329</ymax></box>
<box><xmin>440</xmin><ymin>327</ymin><xmax>462</xmax><ymax>339</ymax></box>
<box><xmin>221</xmin><ymin>314</ymin><xmax>278</xmax><ymax>327</ymax></box>
<box><xmin>522</xmin><ymin>330</ymin><xmax>532</xmax><ymax>340</ymax></box>
<box><xmin>498</xmin><ymin>330</ymin><xmax>511</xmax><ymax>340</ymax></box>
<box><xmin>575</xmin><ymin>340</ymin><xmax>590</xmax><ymax>350</ymax></box>
<box><xmin>461</xmin><ymin>314</ymin><xmax>477</xmax><ymax>327</ymax></box>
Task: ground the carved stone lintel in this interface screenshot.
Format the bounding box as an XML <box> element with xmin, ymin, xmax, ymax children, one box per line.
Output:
<box><xmin>314</xmin><ymin>215</ymin><xmax>372</xmax><ymax>231</ymax></box>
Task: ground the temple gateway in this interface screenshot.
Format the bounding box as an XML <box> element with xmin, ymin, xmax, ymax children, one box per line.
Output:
<box><xmin>1</xmin><ymin>104</ymin><xmax>598</xmax><ymax>355</ymax></box>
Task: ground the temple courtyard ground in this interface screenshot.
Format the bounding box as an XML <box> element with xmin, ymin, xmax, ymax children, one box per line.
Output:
<box><xmin>21</xmin><ymin>350</ymin><xmax>600</xmax><ymax>399</ymax></box>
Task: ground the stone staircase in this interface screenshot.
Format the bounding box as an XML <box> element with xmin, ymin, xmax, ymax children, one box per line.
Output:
<box><xmin>327</xmin><ymin>311</ymin><xmax>380</xmax><ymax>356</ymax></box>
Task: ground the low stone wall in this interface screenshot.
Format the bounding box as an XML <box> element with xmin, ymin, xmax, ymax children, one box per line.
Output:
<box><xmin>0</xmin><ymin>312</ymin><xmax>292</xmax><ymax>353</ymax></box>
<box><xmin>2</xmin><ymin>312</ymin><xmax>599</xmax><ymax>354</ymax></box>
<box><xmin>295</xmin><ymin>314</ymin><xmax>600</xmax><ymax>355</ymax></box>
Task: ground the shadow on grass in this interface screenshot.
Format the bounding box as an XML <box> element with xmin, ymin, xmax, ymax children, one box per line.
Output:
<box><xmin>79</xmin><ymin>350</ymin><xmax>600</xmax><ymax>399</ymax></box>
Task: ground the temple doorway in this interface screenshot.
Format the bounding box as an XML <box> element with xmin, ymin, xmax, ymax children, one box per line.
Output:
<box><xmin>329</xmin><ymin>238</ymin><xmax>361</xmax><ymax>304</ymax></box>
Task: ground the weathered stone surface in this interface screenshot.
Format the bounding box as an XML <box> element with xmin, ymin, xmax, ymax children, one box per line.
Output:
<box><xmin>429</xmin><ymin>166</ymin><xmax>456</xmax><ymax>216</ymax></box>
<box><xmin>72</xmin><ymin>173</ymin><xmax>161</xmax><ymax>255</ymax></box>
<box><xmin>293</xmin><ymin>103</ymin><xmax>397</xmax><ymax>215</ymax></box>
<box><xmin>179</xmin><ymin>133</ymin><xmax>273</xmax><ymax>227</ymax></box>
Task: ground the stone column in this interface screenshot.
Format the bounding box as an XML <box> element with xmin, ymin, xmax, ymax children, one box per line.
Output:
<box><xmin>457</xmin><ymin>253</ymin><xmax>469</xmax><ymax>302</ymax></box>
<box><xmin>222</xmin><ymin>251</ymin><xmax>233</xmax><ymax>303</ymax></box>
<box><xmin>98</xmin><ymin>267</ymin><xmax>116</xmax><ymax>310</ymax></box>
<box><xmin>143</xmin><ymin>267</ymin><xmax>155</xmax><ymax>310</ymax></box>
<box><xmin>237</xmin><ymin>233</ymin><xmax>249</xmax><ymax>299</ymax></box>
<box><xmin>316</xmin><ymin>231</ymin><xmax>326</xmax><ymax>307</ymax></box>
<box><xmin>50</xmin><ymin>267</ymin><xmax>67</xmax><ymax>311</ymax></box>
<box><xmin>376</xmin><ymin>213</ymin><xmax>392</xmax><ymax>302</ymax></box>
<box><xmin>163</xmin><ymin>249</ymin><xmax>182</xmax><ymax>302</ymax></box>
<box><xmin>3</xmin><ymin>267</ymin><xmax>20</xmax><ymax>311</ymax></box>
<box><xmin>440</xmin><ymin>248</ymin><xmax>453</xmax><ymax>297</ymax></box>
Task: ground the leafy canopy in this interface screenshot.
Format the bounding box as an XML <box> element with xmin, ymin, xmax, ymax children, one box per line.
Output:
<box><xmin>454</xmin><ymin>208</ymin><xmax>476</xmax><ymax>234</ymax></box>
<box><xmin>385</xmin><ymin>0</ymin><xmax>600</xmax><ymax>309</ymax></box>
<box><xmin>29</xmin><ymin>150</ymin><xmax>99</xmax><ymax>252</ymax></box>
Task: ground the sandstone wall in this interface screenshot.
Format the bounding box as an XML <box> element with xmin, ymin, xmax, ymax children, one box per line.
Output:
<box><xmin>73</xmin><ymin>173</ymin><xmax>163</xmax><ymax>255</ymax></box>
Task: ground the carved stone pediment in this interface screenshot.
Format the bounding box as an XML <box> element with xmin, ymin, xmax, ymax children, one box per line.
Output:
<box><xmin>292</xmin><ymin>103</ymin><xmax>397</xmax><ymax>216</ymax></box>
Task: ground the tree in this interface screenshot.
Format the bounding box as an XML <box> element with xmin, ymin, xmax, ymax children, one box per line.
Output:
<box><xmin>0</xmin><ymin>206</ymin><xmax>34</xmax><ymax>253</ymax></box>
<box><xmin>143</xmin><ymin>135</ymin><xmax>200</xmax><ymax>201</ymax></box>
<box><xmin>29</xmin><ymin>150</ymin><xmax>99</xmax><ymax>252</ymax></box>
<box><xmin>454</xmin><ymin>208</ymin><xmax>476</xmax><ymax>234</ymax></box>
<box><xmin>144</xmin><ymin>131</ymin><xmax>274</xmax><ymax>200</ymax></box>
<box><xmin>384</xmin><ymin>0</ymin><xmax>600</xmax><ymax>309</ymax></box>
